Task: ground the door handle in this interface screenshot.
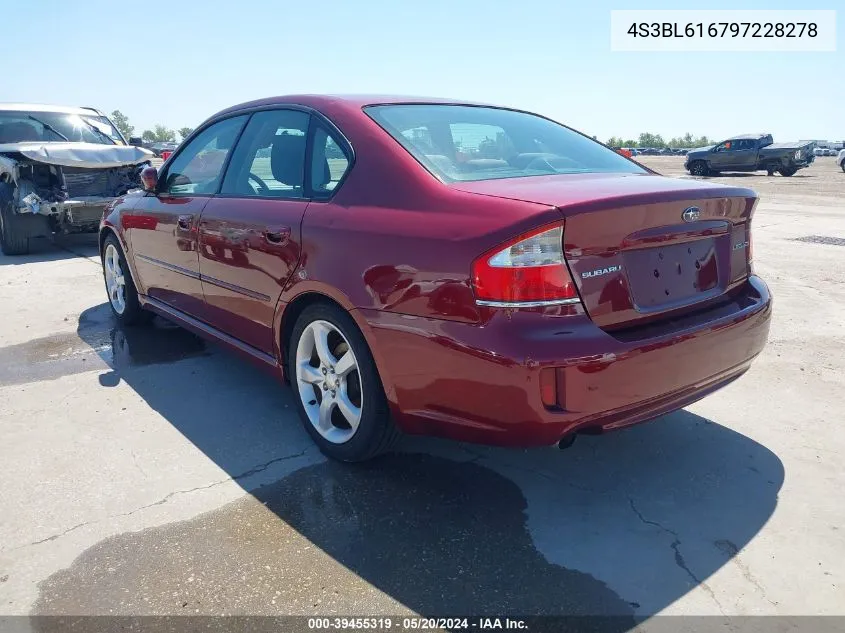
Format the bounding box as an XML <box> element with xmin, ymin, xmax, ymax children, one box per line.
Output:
<box><xmin>264</xmin><ymin>226</ymin><xmax>291</xmax><ymax>244</ymax></box>
<box><xmin>177</xmin><ymin>214</ymin><xmax>193</xmax><ymax>230</ymax></box>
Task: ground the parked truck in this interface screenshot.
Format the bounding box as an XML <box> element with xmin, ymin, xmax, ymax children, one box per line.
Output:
<box><xmin>684</xmin><ymin>134</ymin><xmax>815</xmax><ymax>177</ymax></box>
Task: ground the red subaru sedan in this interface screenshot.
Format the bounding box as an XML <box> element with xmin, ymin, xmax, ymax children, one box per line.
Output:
<box><xmin>100</xmin><ymin>95</ymin><xmax>772</xmax><ymax>461</ymax></box>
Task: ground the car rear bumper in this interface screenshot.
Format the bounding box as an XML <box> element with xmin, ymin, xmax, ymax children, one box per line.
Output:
<box><xmin>362</xmin><ymin>275</ymin><xmax>772</xmax><ymax>446</ymax></box>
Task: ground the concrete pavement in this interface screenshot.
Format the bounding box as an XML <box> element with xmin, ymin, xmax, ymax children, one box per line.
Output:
<box><xmin>0</xmin><ymin>158</ymin><xmax>843</xmax><ymax>623</ymax></box>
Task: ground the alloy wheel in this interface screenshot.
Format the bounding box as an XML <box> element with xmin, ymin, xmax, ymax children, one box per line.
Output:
<box><xmin>294</xmin><ymin>320</ymin><xmax>363</xmax><ymax>444</ymax></box>
<box><xmin>103</xmin><ymin>243</ymin><xmax>127</xmax><ymax>315</ymax></box>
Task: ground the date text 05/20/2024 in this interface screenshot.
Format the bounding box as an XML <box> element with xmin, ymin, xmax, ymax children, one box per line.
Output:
<box><xmin>307</xmin><ymin>617</ymin><xmax>527</xmax><ymax>630</ymax></box>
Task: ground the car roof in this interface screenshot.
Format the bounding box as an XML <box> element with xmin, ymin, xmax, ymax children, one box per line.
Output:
<box><xmin>212</xmin><ymin>94</ymin><xmax>500</xmax><ymax>120</ymax></box>
<box><xmin>235</xmin><ymin>94</ymin><xmax>492</xmax><ymax>108</ymax></box>
<box><xmin>0</xmin><ymin>103</ymin><xmax>101</xmax><ymax>115</ymax></box>
<box><xmin>728</xmin><ymin>133</ymin><xmax>771</xmax><ymax>140</ymax></box>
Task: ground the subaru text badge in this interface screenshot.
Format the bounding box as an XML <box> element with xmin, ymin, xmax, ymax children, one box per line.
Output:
<box><xmin>582</xmin><ymin>265</ymin><xmax>623</xmax><ymax>279</ymax></box>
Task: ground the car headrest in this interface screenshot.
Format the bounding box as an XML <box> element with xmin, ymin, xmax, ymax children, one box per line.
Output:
<box><xmin>314</xmin><ymin>157</ymin><xmax>331</xmax><ymax>189</ymax></box>
<box><xmin>270</xmin><ymin>134</ymin><xmax>306</xmax><ymax>186</ymax></box>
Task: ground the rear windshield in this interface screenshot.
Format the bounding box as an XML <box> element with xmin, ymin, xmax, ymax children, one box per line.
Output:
<box><xmin>365</xmin><ymin>104</ymin><xmax>646</xmax><ymax>182</ymax></box>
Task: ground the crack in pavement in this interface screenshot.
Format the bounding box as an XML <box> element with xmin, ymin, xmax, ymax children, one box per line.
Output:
<box><xmin>715</xmin><ymin>538</ymin><xmax>778</xmax><ymax>606</ymax></box>
<box><xmin>628</xmin><ymin>497</ymin><xmax>726</xmax><ymax>615</ymax></box>
<box><xmin>2</xmin><ymin>449</ymin><xmax>310</xmax><ymax>554</ymax></box>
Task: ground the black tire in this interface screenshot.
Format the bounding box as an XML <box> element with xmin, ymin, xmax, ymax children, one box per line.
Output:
<box><xmin>840</xmin><ymin>161</ymin><xmax>845</xmax><ymax>173</ymax></box>
<box><xmin>778</xmin><ymin>167</ymin><xmax>797</xmax><ymax>177</ymax></box>
<box><xmin>0</xmin><ymin>183</ymin><xmax>30</xmax><ymax>256</ymax></box>
<box><xmin>766</xmin><ymin>167</ymin><xmax>776</xmax><ymax>176</ymax></box>
<box><xmin>101</xmin><ymin>233</ymin><xmax>149</xmax><ymax>326</ymax></box>
<box><xmin>690</xmin><ymin>161</ymin><xmax>709</xmax><ymax>177</ymax></box>
<box><xmin>287</xmin><ymin>302</ymin><xmax>399</xmax><ymax>462</ymax></box>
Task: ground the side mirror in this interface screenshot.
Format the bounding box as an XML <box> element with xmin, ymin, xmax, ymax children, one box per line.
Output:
<box><xmin>128</xmin><ymin>136</ymin><xmax>144</xmax><ymax>147</ymax></box>
<box><xmin>140</xmin><ymin>166</ymin><xmax>159</xmax><ymax>192</ymax></box>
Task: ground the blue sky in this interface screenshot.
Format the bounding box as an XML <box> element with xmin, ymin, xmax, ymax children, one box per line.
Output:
<box><xmin>1</xmin><ymin>0</ymin><xmax>840</xmax><ymax>142</ymax></box>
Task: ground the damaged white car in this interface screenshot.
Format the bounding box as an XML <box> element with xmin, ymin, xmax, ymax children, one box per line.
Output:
<box><xmin>0</xmin><ymin>104</ymin><xmax>154</xmax><ymax>255</ymax></box>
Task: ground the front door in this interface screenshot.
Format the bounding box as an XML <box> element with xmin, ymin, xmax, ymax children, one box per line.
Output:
<box><xmin>710</xmin><ymin>140</ymin><xmax>736</xmax><ymax>170</ymax></box>
<box><xmin>197</xmin><ymin>109</ymin><xmax>311</xmax><ymax>353</ymax></box>
<box><xmin>128</xmin><ymin>115</ymin><xmax>247</xmax><ymax>317</ymax></box>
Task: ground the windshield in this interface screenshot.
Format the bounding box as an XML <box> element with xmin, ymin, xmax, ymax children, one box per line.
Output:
<box><xmin>365</xmin><ymin>104</ymin><xmax>646</xmax><ymax>182</ymax></box>
<box><xmin>0</xmin><ymin>110</ymin><xmax>125</xmax><ymax>145</ymax></box>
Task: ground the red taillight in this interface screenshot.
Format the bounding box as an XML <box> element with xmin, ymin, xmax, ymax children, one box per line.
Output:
<box><xmin>161</xmin><ymin>150</ymin><xmax>172</xmax><ymax>161</ymax></box>
<box><xmin>471</xmin><ymin>224</ymin><xmax>580</xmax><ymax>306</ymax></box>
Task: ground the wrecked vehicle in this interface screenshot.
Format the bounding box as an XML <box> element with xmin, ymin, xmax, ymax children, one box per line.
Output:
<box><xmin>0</xmin><ymin>104</ymin><xmax>153</xmax><ymax>255</ymax></box>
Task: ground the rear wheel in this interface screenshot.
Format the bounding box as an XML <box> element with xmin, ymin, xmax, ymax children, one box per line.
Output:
<box><xmin>0</xmin><ymin>183</ymin><xmax>30</xmax><ymax>256</ymax></box>
<box><xmin>288</xmin><ymin>303</ymin><xmax>399</xmax><ymax>461</ymax></box>
<box><xmin>778</xmin><ymin>166</ymin><xmax>797</xmax><ymax>177</ymax></box>
<box><xmin>840</xmin><ymin>160</ymin><xmax>845</xmax><ymax>173</ymax></box>
<box><xmin>689</xmin><ymin>161</ymin><xmax>709</xmax><ymax>177</ymax></box>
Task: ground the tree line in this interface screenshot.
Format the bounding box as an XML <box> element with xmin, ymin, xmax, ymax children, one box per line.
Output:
<box><xmin>605</xmin><ymin>132</ymin><xmax>712</xmax><ymax>149</ymax></box>
<box><xmin>109</xmin><ymin>110</ymin><xmax>713</xmax><ymax>151</ymax></box>
<box><xmin>109</xmin><ymin>110</ymin><xmax>193</xmax><ymax>143</ymax></box>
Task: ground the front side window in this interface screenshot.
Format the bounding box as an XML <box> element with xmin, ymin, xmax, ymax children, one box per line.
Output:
<box><xmin>163</xmin><ymin>115</ymin><xmax>247</xmax><ymax>195</ymax></box>
<box><xmin>221</xmin><ymin>109</ymin><xmax>310</xmax><ymax>198</ymax></box>
<box><xmin>366</xmin><ymin>104</ymin><xmax>646</xmax><ymax>182</ymax></box>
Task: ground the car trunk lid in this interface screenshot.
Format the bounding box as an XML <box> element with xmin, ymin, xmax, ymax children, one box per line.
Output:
<box><xmin>452</xmin><ymin>173</ymin><xmax>757</xmax><ymax>330</ymax></box>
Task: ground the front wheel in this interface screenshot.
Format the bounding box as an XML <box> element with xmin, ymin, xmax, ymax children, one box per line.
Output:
<box><xmin>0</xmin><ymin>184</ymin><xmax>30</xmax><ymax>256</ymax></box>
<box><xmin>840</xmin><ymin>161</ymin><xmax>845</xmax><ymax>173</ymax></box>
<box><xmin>288</xmin><ymin>303</ymin><xmax>399</xmax><ymax>461</ymax></box>
<box><xmin>778</xmin><ymin>167</ymin><xmax>797</xmax><ymax>177</ymax></box>
<box><xmin>689</xmin><ymin>161</ymin><xmax>709</xmax><ymax>177</ymax></box>
<box><xmin>101</xmin><ymin>234</ymin><xmax>149</xmax><ymax>325</ymax></box>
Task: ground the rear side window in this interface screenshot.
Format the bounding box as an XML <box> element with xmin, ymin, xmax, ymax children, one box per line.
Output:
<box><xmin>366</xmin><ymin>104</ymin><xmax>646</xmax><ymax>182</ymax></box>
<box><xmin>221</xmin><ymin>109</ymin><xmax>310</xmax><ymax>198</ymax></box>
<box><xmin>310</xmin><ymin>125</ymin><xmax>350</xmax><ymax>197</ymax></box>
<box><xmin>164</xmin><ymin>115</ymin><xmax>247</xmax><ymax>195</ymax></box>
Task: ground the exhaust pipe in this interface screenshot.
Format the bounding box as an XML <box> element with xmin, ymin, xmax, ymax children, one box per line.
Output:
<box><xmin>557</xmin><ymin>434</ymin><xmax>576</xmax><ymax>450</ymax></box>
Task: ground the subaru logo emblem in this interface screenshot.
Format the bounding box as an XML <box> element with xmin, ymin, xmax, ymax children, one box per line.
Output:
<box><xmin>682</xmin><ymin>207</ymin><xmax>700</xmax><ymax>223</ymax></box>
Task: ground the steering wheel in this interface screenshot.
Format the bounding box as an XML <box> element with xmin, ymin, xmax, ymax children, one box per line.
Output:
<box><xmin>248</xmin><ymin>172</ymin><xmax>270</xmax><ymax>196</ymax></box>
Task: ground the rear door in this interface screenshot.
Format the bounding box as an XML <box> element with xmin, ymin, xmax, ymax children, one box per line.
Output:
<box><xmin>197</xmin><ymin>110</ymin><xmax>354</xmax><ymax>353</ymax></box>
<box><xmin>196</xmin><ymin>109</ymin><xmax>311</xmax><ymax>353</ymax></box>
<box><xmin>127</xmin><ymin>116</ymin><xmax>247</xmax><ymax>317</ymax></box>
